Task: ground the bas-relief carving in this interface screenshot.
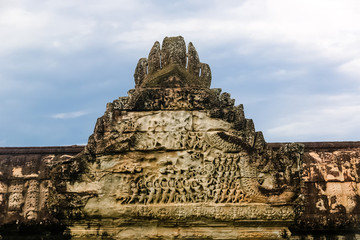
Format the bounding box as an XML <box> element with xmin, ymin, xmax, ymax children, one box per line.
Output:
<box><xmin>0</xmin><ymin>182</ymin><xmax>7</xmax><ymax>193</ymax></box>
<box><xmin>0</xmin><ymin>153</ymin><xmax>78</xmax><ymax>224</ymax></box>
<box><xmin>7</xmin><ymin>180</ymin><xmax>24</xmax><ymax>212</ymax></box>
<box><xmin>22</xmin><ymin>180</ymin><xmax>40</xmax><ymax>220</ymax></box>
<box><xmin>303</xmin><ymin>150</ymin><xmax>360</xmax><ymax>214</ymax></box>
<box><xmin>0</xmin><ymin>182</ymin><xmax>6</xmax><ymax>210</ymax></box>
<box><xmin>83</xmin><ymin>201</ymin><xmax>295</xmax><ymax>221</ymax></box>
<box><xmin>192</xmin><ymin>111</ymin><xmax>232</xmax><ymax>131</ymax></box>
<box><xmin>2</xmin><ymin>36</ymin><xmax>360</xmax><ymax>239</ymax></box>
<box><xmin>294</xmin><ymin>148</ymin><xmax>360</xmax><ymax>233</ymax></box>
<box><xmin>305</xmin><ymin>151</ymin><xmax>360</xmax><ymax>183</ymax></box>
<box><xmin>107</xmin><ymin>154</ymin><xmax>252</xmax><ymax>205</ymax></box>
<box><xmin>0</xmin><ymin>37</ymin><xmax>307</xmax><ymax>239</ymax></box>
<box><xmin>135</xmin><ymin>111</ymin><xmax>192</xmax><ymax>132</ymax></box>
<box><xmin>67</xmin><ymin>109</ymin><xmax>302</xmax><ymax>224</ymax></box>
<box><xmin>133</xmin><ymin>131</ymin><xmax>188</xmax><ymax>150</ymax></box>
<box><xmin>61</xmin><ymin>38</ymin><xmax>304</xmax><ymax>234</ymax></box>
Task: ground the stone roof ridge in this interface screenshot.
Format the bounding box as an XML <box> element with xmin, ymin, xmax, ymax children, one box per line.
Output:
<box><xmin>134</xmin><ymin>36</ymin><xmax>211</xmax><ymax>88</ymax></box>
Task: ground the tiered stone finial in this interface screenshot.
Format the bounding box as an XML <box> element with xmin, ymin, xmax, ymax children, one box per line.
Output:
<box><xmin>134</xmin><ymin>36</ymin><xmax>211</xmax><ymax>88</ymax></box>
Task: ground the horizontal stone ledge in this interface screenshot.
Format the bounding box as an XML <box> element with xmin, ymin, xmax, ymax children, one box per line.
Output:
<box><xmin>0</xmin><ymin>145</ymin><xmax>84</xmax><ymax>155</ymax></box>
<box><xmin>83</xmin><ymin>202</ymin><xmax>295</xmax><ymax>221</ymax></box>
<box><xmin>269</xmin><ymin>141</ymin><xmax>360</xmax><ymax>151</ymax></box>
<box><xmin>66</xmin><ymin>222</ymin><xmax>292</xmax><ymax>240</ymax></box>
<box><xmin>2</xmin><ymin>141</ymin><xmax>360</xmax><ymax>155</ymax></box>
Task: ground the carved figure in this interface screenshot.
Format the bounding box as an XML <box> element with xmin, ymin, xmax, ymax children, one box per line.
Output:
<box><xmin>138</xmin><ymin>180</ymin><xmax>148</xmax><ymax>204</ymax></box>
<box><xmin>220</xmin><ymin>181</ymin><xmax>229</xmax><ymax>203</ymax></box>
<box><xmin>160</xmin><ymin>179</ymin><xmax>169</xmax><ymax>204</ymax></box>
<box><xmin>154</xmin><ymin>180</ymin><xmax>162</xmax><ymax>204</ymax></box>
<box><xmin>213</xmin><ymin>181</ymin><xmax>222</xmax><ymax>203</ymax></box>
<box><xmin>128</xmin><ymin>181</ymin><xmax>139</xmax><ymax>204</ymax></box>
<box><xmin>167</xmin><ymin>178</ymin><xmax>176</xmax><ymax>203</ymax></box>
<box><xmin>146</xmin><ymin>180</ymin><xmax>156</xmax><ymax>204</ymax></box>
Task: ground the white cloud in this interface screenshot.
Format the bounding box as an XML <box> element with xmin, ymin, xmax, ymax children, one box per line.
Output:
<box><xmin>51</xmin><ymin>111</ymin><xmax>88</xmax><ymax>119</ymax></box>
<box><xmin>0</xmin><ymin>76</ymin><xmax>46</xmax><ymax>94</ymax></box>
<box><xmin>0</xmin><ymin>4</ymin><xmax>97</xmax><ymax>55</ymax></box>
<box><xmin>106</xmin><ymin>0</ymin><xmax>360</xmax><ymax>62</ymax></box>
<box><xmin>272</xmin><ymin>69</ymin><xmax>307</xmax><ymax>79</ymax></box>
<box><xmin>0</xmin><ymin>0</ymin><xmax>359</xmax><ymax>67</ymax></box>
<box><xmin>337</xmin><ymin>58</ymin><xmax>360</xmax><ymax>78</ymax></box>
<box><xmin>1</xmin><ymin>0</ymin><xmax>360</xmax><ymax>145</ymax></box>
<box><xmin>266</xmin><ymin>94</ymin><xmax>360</xmax><ymax>141</ymax></box>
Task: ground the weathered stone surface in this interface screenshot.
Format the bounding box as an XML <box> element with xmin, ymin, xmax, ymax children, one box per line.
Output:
<box><xmin>136</xmin><ymin>36</ymin><xmax>212</xmax><ymax>89</ymax></box>
<box><xmin>147</xmin><ymin>41</ymin><xmax>161</xmax><ymax>75</ymax></box>
<box><xmin>0</xmin><ymin>146</ymin><xmax>82</xmax><ymax>238</ymax></box>
<box><xmin>1</xmin><ymin>36</ymin><xmax>360</xmax><ymax>239</ymax></box>
<box><xmin>133</xmin><ymin>58</ymin><xmax>147</xmax><ymax>87</ymax></box>
<box><xmin>2</xmin><ymin>144</ymin><xmax>360</xmax><ymax>239</ymax></box>
<box><xmin>53</xmin><ymin>37</ymin><xmax>304</xmax><ymax>239</ymax></box>
<box><xmin>293</xmin><ymin>146</ymin><xmax>360</xmax><ymax>234</ymax></box>
<box><xmin>187</xmin><ymin>42</ymin><xmax>200</xmax><ymax>77</ymax></box>
<box><xmin>200</xmin><ymin>62</ymin><xmax>212</xmax><ymax>88</ymax></box>
<box><xmin>161</xmin><ymin>36</ymin><xmax>187</xmax><ymax>68</ymax></box>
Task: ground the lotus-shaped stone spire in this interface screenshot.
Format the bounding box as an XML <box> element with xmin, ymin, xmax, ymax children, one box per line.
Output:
<box><xmin>134</xmin><ymin>36</ymin><xmax>211</xmax><ymax>88</ymax></box>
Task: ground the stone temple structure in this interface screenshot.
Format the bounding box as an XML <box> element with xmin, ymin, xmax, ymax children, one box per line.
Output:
<box><xmin>0</xmin><ymin>36</ymin><xmax>360</xmax><ymax>239</ymax></box>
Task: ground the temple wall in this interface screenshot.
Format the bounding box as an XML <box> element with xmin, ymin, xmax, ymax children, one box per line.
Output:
<box><xmin>1</xmin><ymin>143</ymin><xmax>360</xmax><ymax>239</ymax></box>
<box><xmin>299</xmin><ymin>143</ymin><xmax>360</xmax><ymax>235</ymax></box>
<box><xmin>0</xmin><ymin>146</ymin><xmax>82</xmax><ymax>238</ymax></box>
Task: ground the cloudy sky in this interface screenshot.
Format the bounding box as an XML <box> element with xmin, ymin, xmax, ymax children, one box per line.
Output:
<box><xmin>1</xmin><ymin>0</ymin><xmax>360</xmax><ymax>146</ymax></box>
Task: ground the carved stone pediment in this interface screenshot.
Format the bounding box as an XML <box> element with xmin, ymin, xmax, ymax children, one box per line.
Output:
<box><xmin>49</xmin><ymin>36</ymin><xmax>304</xmax><ymax>239</ymax></box>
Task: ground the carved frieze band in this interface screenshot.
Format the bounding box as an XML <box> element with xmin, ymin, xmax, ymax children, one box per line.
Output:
<box><xmin>95</xmin><ymin>204</ymin><xmax>295</xmax><ymax>221</ymax></box>
<box><xmin>110</xmin><ymin>88</ymin><xmax>236</xmax><ymax>112</ymax></box>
